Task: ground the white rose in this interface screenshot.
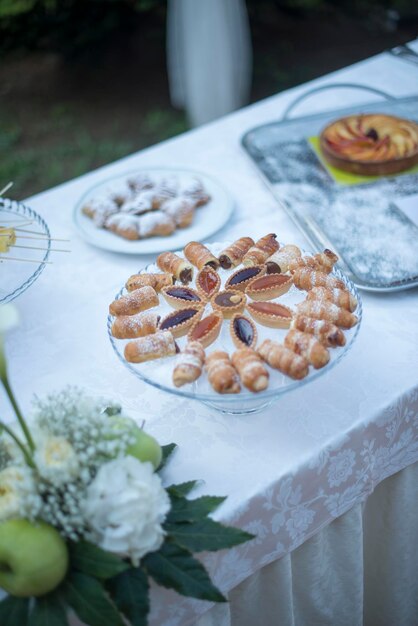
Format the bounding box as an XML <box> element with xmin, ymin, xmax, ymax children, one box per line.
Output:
<box><xmin>83</xmin><ymin>456</ymin><xmax>170</xmax><ymax>564</ymax></box>
<box><xmin>35</xmin><ymin>436</ymin><xmax>79</xmax><ymax>485</ymax></box>
<box><xmin>0</xmin><ymin>465</ymin><xmax>40</xmax><ymax>521</ymax></box>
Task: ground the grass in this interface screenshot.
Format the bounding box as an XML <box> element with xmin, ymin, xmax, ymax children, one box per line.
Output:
<box><xmin>0</xmin><ymin>104</ymin><xmax>188</xmax><ymax>199</ymax></box>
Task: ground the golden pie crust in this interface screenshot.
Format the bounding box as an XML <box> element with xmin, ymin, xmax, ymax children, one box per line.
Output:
<box><xmin>320</xmin><ymin>113</ymin><xmax>418</xmax><ymax>176</ymax></box>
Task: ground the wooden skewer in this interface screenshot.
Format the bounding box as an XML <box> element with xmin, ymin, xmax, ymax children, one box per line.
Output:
<box><xmin>0</xmin><ymin>256</ymin><xmax>52</xmax><ymax>264</ymax></box>
<box><xmin>0</xmin><ymin>221</ymin><xmax>34</xmax><ymax>228</ymax></box>
<box><xmin>0</xmin><ymin>234</ymin><xmax>70</xmax><ymax>243</ymax></box>
<box><xmin>0</xmin><ymin>182</ymin><xmax>13</xmax><ymax>197</ymax></box>
<box><xmin>13</xmin><ymin>244</ymin><xmax>71</xmax><ymax>253</ymax></box>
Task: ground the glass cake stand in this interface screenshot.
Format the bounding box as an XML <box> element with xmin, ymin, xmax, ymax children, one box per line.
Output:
<box><xmin>107</xmin><ymin>242</ymin><xmax>362</xmax><ymax>415</ymax></box>
<box><xmin>0</xmin><ymin>198</ymin><xmax>51</xmax><ymax>304</ymax></box>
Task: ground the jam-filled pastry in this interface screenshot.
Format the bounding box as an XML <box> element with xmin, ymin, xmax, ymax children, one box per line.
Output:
<box><xmin>258</xmin><ymin>339</ymin><xmax>309</xmax><ymax>380</ymax></box>
<box><xmin>188</xmin><ymin>311</ymin><xmax>223</xmax><ymax>348</ymax></box>
<box><xmin>159</xmin><ymin>307</ymin><xmax>203</xmax><ymax>338</ymax></box>
<box><xmin>231</xmin><ymin>348</ymin><xmax>269</xmax><ymax>392</ymax></box>
<box><xmin>292</xmin><ymin>315</ymin><xmax>346</xmax><ymax>347</ymax></box>
<box><xmin>184</xmin><ymin>241</ymin><xmax>220</xmax><ymax>270</ymax></box>
<box><xmin>156</xmin><ymin>251</ymin><xmax>194</xmax><ymax>284</ymax></box>
<box><xmin>230</xmin><ymin>314</ymin><xmax>257</xmax><ymax>349</ymax></box>
<box><xmin>284</xmin><ymin>329</ymin><xmax>330</xmax><ymax>369</ymax></box>
<box><xmin>292</xmin><ymin>267</ymin><xmax>345</xmax><ymax>291</ymax></box>
<box><xmin>266</xmin><ymin>244</ymin><xmax>302</xmax><ymax>274</ymax></box>
<box><xmin>205</xmin><ymin>351</ymin><xmax>241</xmax><ymax>394</ymax></box>
<box><xmin>82</xmin><ymin>196</ymin><xmax>119</xmax><ymax>227</ymax></box>
<box><xmin>161</xmin><ymin>197</ymin><xmax>195</xmax><ymax>228</ymax></box>
<box><xmin>111</xmin><ymin>311</ymin><xmax>160</xmax><ymax>339</ymax></box>
<box><xmin>125</xmin><ymin>273</ymin><xmax>173</xmax><ymax>293</ymax></box>
<box><xmin>306</xmin><ymin>286</ymin><xmax>357</xmax><ymax>312</ymax></box>
<box><xmin>172</xmin><ymin>341</ymin><xmax>205</xmax><ymax>388</ymax></box>
<box><xmin>242</xmin><ymin>233</ymin><xmax>280</xmax><ymax>266</ymax></box>
<box><xmin>296</xmin><ymin>300</ymin><xmax>358</xmax><ymax>329</ymax></box>
<box><xmin>109</xmin><ymin>286</ymin><xmax>159</xmax><ymax>316</ymax></box>
<box><xmin>105</xmin><ymin>214</ymin><xmax>141</xmax><ymax>240</ymax></box>
<box><xmin>124</xmin><ymin>330</ymin><xmax>177</xmax><ymax>363</ymax></box>
<box><xmin>196</xmin><ymin>266</ymin><xmax>221</xmax><ymax>300</ymax></box>
<box><xmin>288</xmin><ymin>249</ymin><xmax>338</xmax><ymax>274</ymax></box>
<box><xmin>218</xmin><ymin>237</ymin><xmax>255</xmax><ymax>269</ymax></box>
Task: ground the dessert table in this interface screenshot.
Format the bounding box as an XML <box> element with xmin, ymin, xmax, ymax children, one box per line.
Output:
<box><xmin>4</xmin><ymin>40</ymin><xmax>418</xmax><ymax>625</ymax></box>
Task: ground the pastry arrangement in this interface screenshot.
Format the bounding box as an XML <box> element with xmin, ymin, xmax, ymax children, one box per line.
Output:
<box><xmin>320</xmin><ymin>113</ymin><xmax>418</xmax><ymax>176</ymax></box>
<box><xmin>108</xmin><ymin>235</ymin><xmax>359</xmax><ymax>396</ymax></box>
<box><xmin>82</xmin><ymin>173</ymin><xmax>211</xmax><ymax>241</ymax></box>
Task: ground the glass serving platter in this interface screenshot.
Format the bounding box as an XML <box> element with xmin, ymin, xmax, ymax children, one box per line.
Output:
<box><xmin>0</xmin><ymin>198</ymin><xmax>51</xmax><ymax>304</ymax></box>
<box><xmin>242</xmin><ymin>92</ymin><xmax>418</xmax><ymax>293</ymax></box>
<box><xmin>107</xmin><ymin>242</ymin><xmax>362</xmax><ymax>415</ymax></box>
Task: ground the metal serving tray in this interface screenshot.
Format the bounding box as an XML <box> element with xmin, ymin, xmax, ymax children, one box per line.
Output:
<box><xmin>242</xmin><ymin>85</ymin><xmax>418</xmax><ymax>292</ymax></box>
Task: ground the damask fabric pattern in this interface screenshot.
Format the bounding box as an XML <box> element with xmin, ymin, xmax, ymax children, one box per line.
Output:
<box><xmin>5</xmin><ymin>43</ymin><xmax>418</xmax><ymax>626</ymax></box>
<box><xmin>196</xmin><ymin>461</ymin><xmax>418</xmax><ymax>626</ymax></box>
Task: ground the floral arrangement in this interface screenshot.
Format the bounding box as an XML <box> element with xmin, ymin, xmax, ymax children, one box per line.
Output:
<box><xmin>0</xmin><ymin>305</ymin><xmax>253</xmax><ymax>625</ymax></box>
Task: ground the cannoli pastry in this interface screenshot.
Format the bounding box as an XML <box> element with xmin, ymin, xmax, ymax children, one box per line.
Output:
<box><xmin>242</xmin><ymin>234</ymin><xmax>279</xmax><ymax>266</ymax></box>
<box><xmin>266</xmin><ymin>244</ymin><xmax>302</xmax><ymax>274</ymax></box>
<box><xmin>105</xmin><ymin>214</ymin><xmax>140</xmax><ymax>240</ymax></box>
<box><xmin>306</xmin><ymin>286</ymin><xmax>357</xmax><ymax>312</ymax></box>
<box><xmin>205</xmin><ymin>351</ymin><xmax>240</xmax><ymax>394</ymax></box>
<box><xmin>137</xmin><ymin>211</ymin><xmax>176</xmax><ymax>238</ymax></box>
<box><xmin>111</xmin><ymin>311</ymin><xmax>160</xmax><ymax>339</ymax></box>
<box><xmin>292</xmin><ymin>315</ymin><xmax>346</xmax><ymax>347</ymax></box>
<box><xmin>292</xmin><ymin>267</ymin><xmax>346</xmax><ymax>291</ymax></box>
<box><xmin>258</xmin><ymin>339</ymin><xmax>309</xmax><ymax>380</ymax></box>
<box><xmin>127</xmin><ymin>173</ymin><xmax>154</xmax><ymax>192</ymax></box>
<box><xmin>124</xmin><ymin>330</ymin><xmax>177</xmax><ymax>363</ymax></box>
<box><xmin>172</xmin><ymin>341</ymin><xmax>205</xmax><ymax>387</ymax></box>
<box><xmin>284</xmin><ymin>329</ymin><xmax>330</xmax><ymax>369</ymax></box>
<box><xmin>82</xmin><ymin>196</ymin><xmax>119</xmax><ymax>227</ymax></box>
<box><xmin>288</xmin><ymin>249</ymin><xmax>339</xmax><ymax>274</ymax></box>
<box><xmin>156</xmin><ymin>252</ymin><xmax>194</xmax><ymax>284</ymax></box>
<box><xmin>125</xmin><ymin>273</ymin><xmax>173</xmax><ymax>293</ymax></box>
<box><xmin>109</xmin><ymin>286</ymin><xmax>159</xmax><ymax>316</ymax></box>
<box><xmin>218</xmin><ymin>237</ymin><xmax>255</xmax><ymax>269</ymax></box>
<box><xmin>296</xmin><ymin>300</ymin><xmax>358</xmax><ymax>329</ymax></box>
<box><xmin>231</xmin><ymin>348</ymin><xmax>269</xmax><ymax>392</ymax></box>
<box><xmin>161</xmin><ymin>197</ymin><xmax>195</xmax><ymax>228</ymax></box>
<box><xmin>184</xmin><ymin>241</ymin><xmax>220</xmax><ymax>270</ymax></box>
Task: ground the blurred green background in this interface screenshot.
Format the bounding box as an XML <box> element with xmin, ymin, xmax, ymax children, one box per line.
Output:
<box><xmin>0</xmin><ymin>0</ymin><xmax>417</xmax><ymax>199</ymax></box>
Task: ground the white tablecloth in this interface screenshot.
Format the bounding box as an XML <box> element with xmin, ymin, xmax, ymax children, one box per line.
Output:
<box><xmin>5</xmin><ymin>41</ymin><xmax>418</xmax><ymax>626</ymax></box>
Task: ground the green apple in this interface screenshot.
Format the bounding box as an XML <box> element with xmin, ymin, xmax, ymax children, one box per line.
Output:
<box><xmin>0</xmin><ymin>519</ymin><xmax>68</xmax><ymax>597</ymax></box>
<box><xmin>107</xmin><ymin>417</ymin><xmax>162</xmax><ymax>469</ymax></box>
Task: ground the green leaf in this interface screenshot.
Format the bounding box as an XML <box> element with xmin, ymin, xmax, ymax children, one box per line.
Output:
<box><xmin>165</xmin><ymin>518</ymin><xmax>255</xmax><ymax>553</ymax></box>
<box><xmin>143</xmin><ymin>540</ymin><xmax>226</xmax><ymax>603</ymax></box>
<box><xmin>166</xmin><ymin>495</ymin><xmax>226</xmax><ymax>523</ymax></box>
<box><xmin>28</xmin><ymin>591</ymin><xmax>68</xmax><ymax>626</ymax></box>
<box><xmin>157</xmin><ymin>443</ymin><xmax>177</xmax><ymax>470</ymax></box>
<box><xmin>69</xmin><ymin>540</ymin><xmax>129</xmax><ymax>579</ymax></box>
<box><xmin>167</xmin><ymin>480</ymin><xmax>199</xmax><ymax>497</ymax></box>
<box><xmin>0</xmin><ymin>596</ymin><xmax>29</xmax><ymax>626</ymax></box>
<box><xmin>108</xmin><ymin>568</ymin><xmax>149</xmax><ymax>626</ymax></box>
<box><xmin>63</xmin><ymin>572</ymin><xmax>124</xmax><ymax>626</ymax></box>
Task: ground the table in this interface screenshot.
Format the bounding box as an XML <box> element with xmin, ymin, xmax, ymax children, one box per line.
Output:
<box><xmin>5</xmin><ymin>41</ymin><xmax>418</xmax><ymax>626</ymax></box>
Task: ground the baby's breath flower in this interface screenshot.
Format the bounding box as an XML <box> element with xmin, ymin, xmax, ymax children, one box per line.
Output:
<box><xmin>0</xmin><ymin>465</ymin><xmax>41</xmax><ymax>521</ymax></box>
<box><xmin>35</xmin><ymin>436</ymin><xmax>79</xmax><ymax>486</ymax></box>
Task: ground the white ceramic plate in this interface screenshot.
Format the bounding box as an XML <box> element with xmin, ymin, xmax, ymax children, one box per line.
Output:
<box><xmin>73</xmin><ymin>168</ymin><xmax>234</xmax><ymax>254</ymax></box>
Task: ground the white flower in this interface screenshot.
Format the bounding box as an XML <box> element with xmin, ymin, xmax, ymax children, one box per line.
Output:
<box><xmin>0</xmin><ymin>465</ymin><xmax>41</xmax><ymax>521</ymax></box>
<box><xmin>83</xmin><ymin>457</ymin><xmax>170</xmax><ymax>564</ymax></box>
<box><xmin>35</xmin><ymin>436</ymin><xmax>79</xmax><ymax>485</ymax></box>
<box><xmin>327</xmin><ymin>449</ymin><xmax>356</xmax><ymax>487</ymax></box>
